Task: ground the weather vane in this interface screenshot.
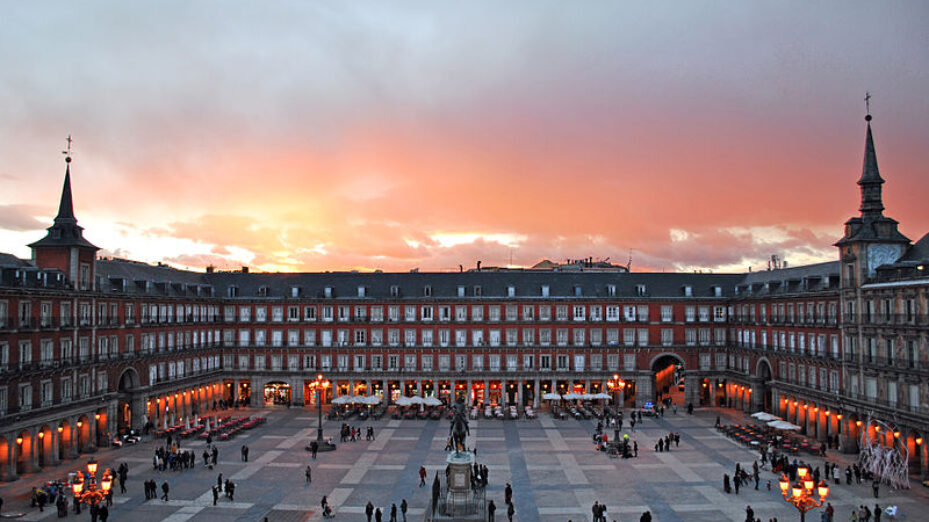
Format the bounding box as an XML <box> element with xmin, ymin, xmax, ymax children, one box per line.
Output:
<box><xmin>63</xmin><ymin>135</ymin><xmax>73</xmax><ymax>163</ymax></box>
<box><xmin>864</xmin><ymin>92</ymin><xmax>871</xmax><ymax>116</ymax></box>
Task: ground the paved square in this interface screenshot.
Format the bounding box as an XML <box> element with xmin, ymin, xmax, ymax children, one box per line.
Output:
<box><xmin>2</xmin><ymin>406</ymin><xmax>927</xmax><ymax>522</ymax></box>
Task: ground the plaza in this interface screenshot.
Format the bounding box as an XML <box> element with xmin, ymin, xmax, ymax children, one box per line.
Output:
<box><xmin>1</xmin><ymin>404</ymin><xmax>927</xmax><ymax>522</ymax></box>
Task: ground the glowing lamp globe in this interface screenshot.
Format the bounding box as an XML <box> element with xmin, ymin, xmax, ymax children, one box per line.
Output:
<box><xmin>818</xmin><ymin>484</ymin><xmax>829</xmax><ymax>499</ymax></box>
<box><xmin>792</xmin><ymin>487</ymin><xmax>802</xmax><ymax>498</ymax></box>
<box><xmin>804</xmin><ymin>479</ymin><xmax>814</xmax><ymax>491</ymax></box>
<box><xmin>72</xmin><ymin>478</ymin><xmax>84</xmax><ymax>496</ymax></box>
<box><xmin>779</xmin><ymin>478</ymin><xmax>789</xmax><ymax>493</ymax></box>
<box><xmin>86</xmin><ymin>459</ymin><xmax>98</xmax><ymax>475</ymax></box>
<box><xmin>798</xmin><ymin>467</ymin><xmax>809</xmax><ymax>479</ymax></box>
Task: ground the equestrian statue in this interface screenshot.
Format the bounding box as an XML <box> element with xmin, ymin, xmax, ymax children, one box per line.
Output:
<box><xmin>449</xmin><ymin>397</ymin><xmax>470</xmax><ymax>456</ymax></box>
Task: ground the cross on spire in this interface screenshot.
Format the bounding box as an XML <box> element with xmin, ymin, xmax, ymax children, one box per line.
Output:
<box><xmin>864</xmin><ymin>92</ymin><xmax>872</xmax><ymax>117</ymax></box>
<box><xmin>63</xmin><ymin>135</ymin><xmax>73</xmax><ymax>163</ymax></box>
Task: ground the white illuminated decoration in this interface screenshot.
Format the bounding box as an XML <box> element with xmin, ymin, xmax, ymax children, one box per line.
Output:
<box><xmin>858</xmin><ymin>414</ymin><xmax>909</xmax><ymax>490</ymax></box>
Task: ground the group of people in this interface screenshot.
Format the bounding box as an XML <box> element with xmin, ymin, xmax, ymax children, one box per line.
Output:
<box><xmin>361</xmin><ymin>498</ymin><xmax>410</xmax><ymax>522</ymax></box>
<box><xmin>142</xmin><ymin>479</ymin><xmax>170</xmax><ymax>502</ymax></box>
<box><xmin>654</xmin><ymin>431</ymin><xmax>680</xmax><ymax>453</ymax></box>
<box><xmin>152</xmin><ymin>444</ymin><xmax>198</xmax><ymax>472</ymax></box>
<box><xmin>212</xmin><ymin>474</ymin><xmax>237</xmax><ymax>503</ymax></box>
<box><xmin>339</xmin><ymin>423</ymin><xmax>376</xmax><ymax>442</ymax></box>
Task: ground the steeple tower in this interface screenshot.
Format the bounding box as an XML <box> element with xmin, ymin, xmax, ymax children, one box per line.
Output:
<box><xmin>28</xmin><ymin>142</ymin><xmax>100</xmax><ymax>290</ymax></box>
<box><xmin>857</xmin><ymin>115</ymin><xmax>885</xmax><ymax>217</ymax></box>
<box><xmin>836</xmin><ymin>103</ymin><xmax>910</xmax><ymax>284</ymax></box>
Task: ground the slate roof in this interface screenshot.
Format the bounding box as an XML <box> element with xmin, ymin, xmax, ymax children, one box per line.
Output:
<box><xmin>733</xmin><ymin>261</ymin><xmax>840</xmax><ymax>297</ymax></box>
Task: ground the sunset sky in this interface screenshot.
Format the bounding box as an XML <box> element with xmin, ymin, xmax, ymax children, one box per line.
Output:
<box><xmin>1</xmin><ymin>2</ymin><xmax>928</xmax><ymax>274</ymax></box>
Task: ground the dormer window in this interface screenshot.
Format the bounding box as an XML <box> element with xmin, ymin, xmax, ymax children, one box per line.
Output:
<box><xmin>258</xmin><ymin>286</ymin><xmax>269</xmax><ymax>297</ymax></box>
<box><xmin>390</xmin><ymin>285</ymin><xmax>399</xmax><ymax>297</ymax></box>
<box><xmin>424</xmin><ymin>285</ymin><xmax>432</xmax><ymax>297</ymax></box>
<box><xmin>357</xmin><ymin>286</ymin><xmax>367</xmax><ymax>298</ymax></box>
<box><xmin>291</xmin><ymin>287</ymin><xmax>301</xmax><ymax>298</ymax></box>
<box><xmin>713</xmin><ymin>286</ymin><xmax>722</xmax><ymax>297</ymax></box>
<box><xmin>541</xmin><ymin>285</ymin><xmax>550</xmax><ymax>297</ymax></box>
<box><xmin>635</xmin><ymin>284</ymin><xmax>646</xmax><ymax>297</ymax></box>
<box><xmin>227</xmin><ymin>286</ymin><xmax>239</xmax><ymax>298</ymax></box>
<box><xmin>473</xmin><ymin>286</ymin><xmax>482</xmax><ymax>297</ymax></box>
<box><xmin>573</xmin><ymin>285</ymin><xmax>582</xmax><ymax>297</ymax></box>
<box><xmin>457</xmin><ymin>285</ymin><xmax>465</xmax><ymax>297</ymax></box>
<box><xmin>324</xmin><ymin>286</ymin><xmax>333</xmax><ymax>298</ymax></box>
<box><xmin>683</xmin><ymin>285</ymin><xmax>692</xmax><ymax>297</ymax></box>
<box><xmin>507</xmin><ymin>285</ymin><xmax>516</xmax><ymax>297</ymax></box>
<box><xmin>607</xmin><ymin>284</ymin><xmax>616</xmax><ymax>297</ymax></box>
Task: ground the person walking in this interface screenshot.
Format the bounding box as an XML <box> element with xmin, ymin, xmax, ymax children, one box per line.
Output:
<box><xmin>375</xmin><ymin>507</ymin><xmax>383</xmax><ymax>522</ymax></box>
<box><xmin>504</xmin><ymin>483</ymin><xmax>512</xmax><ymax>505</ymax></box>
<box><xmin>161</xmin><ymin>481</ymin><xmax>170</xmax><ymax>501</ymax></box>
<box><xmin>366</xmin><ymin>501</ymin><xmax>375</xmax><ymax>522</ymax></box>
<box><xmin>488</xmin><ymin>500</ymin><xmax>496</xmax><ymax>522</ymax></box>
<box><xmin>390</xmin><ymin>503</ymin><xmax>398</xmax><ymax>522</ymax></box>
<box><xmin>217</xmin><ymin>473</ymin><xmax>223</xmax><ymax>492</ymax></box>
<box><xmin>306</xmin><ymin>465</ymin><xmax>312</xmax><ymax>483</ymax></box>
<box><xmin>212</xmin><ymin>485</ymin><xmax>219</xmax><ymax>505</ymax></box>
<box><xmin>400</xmin><ymin>499</ymin><xmax>408</xmax><ymax>522</ymax></box>
<box><xmin>507</xmin><ymin>501</ymin><xmax>515</xmax><ymax>522</ymax></box>
<box><xmin>872</xmin><ymin>480</ymin><xmax>880</xmax><ymax>498</ymax></box>
<box><xmin>419</xmin><ymin>466</ymin><xmax>427</xmax><ymax>487</ymax></box>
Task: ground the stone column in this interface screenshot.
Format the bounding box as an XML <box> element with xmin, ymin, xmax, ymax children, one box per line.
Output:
<box><xmin>684</xmin><ymin>373</ymin><xmax>701</xmax><ymax>408</ymax></box>
<box><xmin>533</xmin><ymin>379</ymin><xmax>540</xmax><ymax>408</ymax></box>
<box><xmin>3</xmin><ymin>433</ymin><xmax>18</xmax><ymax>481</ymax></box>
<box><xmin>483</xmin><ymin>380</ymin><xmax>489</xmax><ymax>405</ymax></box>
<box><xmin>466</xmin><ymin>379</ymin><xmax>472</xmax><ymax>405</ymax></box>
<box><xmin>516</xmin><ymin>381</ymin><xmax>523</xmax><ymax>407</ymax></box>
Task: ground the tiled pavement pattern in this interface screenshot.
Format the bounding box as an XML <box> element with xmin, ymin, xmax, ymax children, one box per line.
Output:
<box><xmin>1</xmin><ymin>406</ymin><xmax>928</xmax><ymax>522</ymax></box>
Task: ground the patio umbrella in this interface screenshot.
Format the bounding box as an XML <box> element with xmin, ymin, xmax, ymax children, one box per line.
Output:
<box><xmin>395</xmin><ymin>396</ymin><xmax>412</xmax><ymax>406</ymax></box>
<box><xmin>331</xmin><ymin>395</ymin><xmax>351</xmax><ymax>405</ymax></box>
<box><xmin>591</xmin><ymin>392</ymin><xmax>612</xmax><ymax>400</ymax></box>
<box><xmin>751</xmin><ymin>412</ymin><xmax>781</xmax><ymax>422</ymax></box>
<box><xmin>365</xmin><ymin>395</ymin><xmax>382</xmax><ymax>405</ymax></box>
<box><xmin>767</xmin><ymin>420</ymin><xmax>801</xmax><ymax>431</ymax></box>
<box><xmin>542</xmin><ymin>392</ymin><xmax>561</xmax><ymax>400</ymax></box>
<box><xmin>409</xmin><ymin>396</ymin><xmax>425</xmax><ymax>405</ymax></box>
<box><xmin>423</xmin><ymin>397</ymin><xmax>442</xmax><ymax>406</ymax></box>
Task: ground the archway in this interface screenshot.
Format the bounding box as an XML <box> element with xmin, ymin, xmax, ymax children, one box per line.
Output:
<box><xmin>0</xmin><ymin>436</ymin><xmax>9</xmax><ymax>480</ymax></box>
<box><xmin>264</xmin><ymin>381</ymin><xmax>292</xmax><ymax>406</ymax></box>
<box><xmin>15</xmin><ymin>430</ymin><xmax>33</xmax><ymax>475</ymax></box>
<box><xmin>37</xmin><ymin>425</ymin><xmax>53</xmax><ymax>467</ymax></box>
<box><xmin>650</xmin><ymin>353</ymin><xmax>685</xmax><ymax>406</ymax></box>
<box><xmin>906</xmin><ymin>430</ymin><xmax>924</xmax><ymax>477</ymax></box>
<box><xmin>755</xmin><ymin>358</ymin><xmax>773</xmax><ymax>412</ymax></box>
<box><xmin>76</xmin><ymin>415</ymin><xmax>91</xmax><ymax>453</ymax></box>
<box><xmin>58</xmin><ymin>421</ymin><xmax>72</xmax><ymax>461</ymax></box>
<box><xmin>117</xmin><ymin>368</ymin><xmax>142</xmax><ymax>432</ymax></box>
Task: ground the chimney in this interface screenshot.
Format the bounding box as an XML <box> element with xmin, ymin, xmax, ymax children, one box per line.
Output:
<box><xmin>477</xmin><ymin>260</ymin><xmax>482</xmax><ymax>271</ymax></box>
<box><xmin>459</xmin><ymin>264</ymin><xmax>463</xmax><ymax>273</ymax></box>
<box><xmin>242</xmin><ymin>266</ymin><xmax>249</xmax><ymax>274</ymax></box>
<box><xmin>206</xmin><ymin>265</ymin><xmax>215</xmax><ymax>274</ymax></box>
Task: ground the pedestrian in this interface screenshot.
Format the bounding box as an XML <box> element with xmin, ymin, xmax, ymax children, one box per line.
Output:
<box><xmin>746</xmin><ymin>505</ymin><xmax>754</xmax><ymax>522</ymax></box>
<box><xmin>306</xmin><ymin>465</ymin><xmax>312</xmax><ymax>483</ymax></box>
<box><xmin>212</xmin><ymin>485</ymin><xmax>219</xmax><ymax>505</ymax></box>
<box><xmin>311</xmin><ymin>440</ymin><xmax>319</xmax><ymax>459</ymax></box>
<box><xmin>505</xmin><ymin>483</ymin><xmax>512</xmax><ymax>505</ymax></box>
<box><xmin>874</xmin><ymin>503</ymin><xmax>881</xmax><ymax>522</ymax></box>
<box><xmin>872</xmin><ymin>480</ymin><xmax>879</xmax><ymax>498</ymax></box>
<box><xmin>389</xmin><ymin>503</ymin><xmax>397</xmax><ymax>522</ymax></box>
<box><xmin>366</xmin><ymin>501</ymin><xmax>375</xmax><ymax>522</ymax></box>
<box><xmin>507</xmin><ymin>501</ymin><xmax>515</xmax><ymax>522</ymax></box>
<box><xmin>161</xmin><ymin>481</ymin><xmax>170</xmax><ymax>501</ymax></box>
<box><xmin>488</xmin><ymin>499</ymin><xmax>496</xmax><ymax>522</ymax></box>
<box><xmin>375</xmin><ymin>507</ymin><xmax>383</xmax><ymax>522</ymax></box>
<box><xmin>217</xmin><ymin>473</ymin><xmax>223</xmax><ymax>492</ymax></box>
<box><xmin>640</xmin><ymin>511</ymin><xmax>652</xmax><ymax>522</ymax></box>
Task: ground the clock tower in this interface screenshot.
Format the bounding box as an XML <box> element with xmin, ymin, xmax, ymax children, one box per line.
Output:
<box><xmin>835</xmin><ymin>113</ymin><xmax>910</xmax><ymax>287</ymax></box>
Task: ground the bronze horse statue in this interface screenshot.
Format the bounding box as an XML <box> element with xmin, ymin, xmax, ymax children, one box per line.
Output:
<box><xmin>449</xmin><ymin>398</ymin><xmax>470</xmax><ymax>455</ymax></box>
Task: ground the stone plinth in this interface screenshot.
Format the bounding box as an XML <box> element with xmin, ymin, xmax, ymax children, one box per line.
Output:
<box><xmin>445</xmin><ymin>450</ymin><xmax>476</xmax><ymax>517</ymax></box>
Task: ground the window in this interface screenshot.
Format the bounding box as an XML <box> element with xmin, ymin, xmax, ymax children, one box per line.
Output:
<box><xmin>556</xmin><ymin>354</ymin><xmax>569</xmax><ymax>370</ymax></box>
<box><xmin>422</xmin><ymin>354</ymin><xmax>433</xmax><ymax>370</ymax></box>
<box><xmin>522</xmin><ymin>328</ymin><xmax>535</xmax><ymax>345</ymax></box>
<box><xmin>555</xmin><ymin>306</ymin><xmax>568</xmax><ymax>321</ymax></box>
<box><xmin>623</xmin><ymin>354</ymin><xmax>636</xmax><ymax>371</ymax></box>
<box><xmin>456</xmin><ymin>306</ymin><xmax>469</xmax><ymax>322</ymax></box>
<box><xmin>522</xmin><ymin>354</ymin><xmax>534</xmax><ymax>370</ymax></box>
<box><xmin>540</xmin><ymin>354</ymin><xmax>551</xmax><ymax>370</ymax></box>
<box><xmin>522</xmin><ymin>305</ymin><xmax>535</xmax><ymax>321</ymax></box>
<box><xmin>421</xmin><ymin>306</ymin><xmax>433</xmax><ymax>321</ymax></box>
<box><xmin>662</xmin><ymin>328</ymin><xmax>674</xmax><ymax>346</ymax></box>
<box><xmin>573</xmin><ymin>305</ymin><xmax>586</xmax><ymax>321</ymax></box>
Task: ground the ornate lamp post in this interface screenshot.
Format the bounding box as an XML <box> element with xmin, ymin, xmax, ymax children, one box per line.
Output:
<box><xmin>607</xmin><ymin>374</ymin><xmax>625</xmax><ymax>405</ymax></box>
<box><xmin>72</xmin><ymin>458</ymin><xmax>113</xmax><ymax>511</ymax></box>
<box><xmin>778</xmin><ymin>465</ymin><xmax>829</xmax><ymax>522</ymax></box>
<box><xmin>309</xmin><ymin>374</ymin><xmax>336</xmax><ymax>452</ymax></box>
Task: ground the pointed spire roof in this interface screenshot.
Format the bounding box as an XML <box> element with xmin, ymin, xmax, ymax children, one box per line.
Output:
<box><xmin>55</xmin><ymin>162</ymin><xmax>77</xmax><ymax>222</ymax></box>
<box><xmin>28</xmin><ymin>157</ymin><xmax>99</xmax><ymax>251</ymax></box>
<box><xmin>857</xmin><ymin>115</ymin><xmax>886</xmax><ymax>217</ymax></box>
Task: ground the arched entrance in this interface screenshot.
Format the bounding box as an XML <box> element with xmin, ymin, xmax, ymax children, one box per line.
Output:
<box><xmin>755</xmin><ymin>359</ymin><xmax>773</xmax><ymax>412</ymax></box>
<box><xmin>15</xmin><ymin>430</ymin><xmax>33</xmax><ymax>475</ymax></box>
<box><xmin>0</xmin><ymin>436</ymin><xmax>10</xmax><ymax>480</ymax></box>
<box><xmin>37</xmin><ymin>425</ymin><xmax>53</xmax><ymax>467</ymax></box>
<box><xmin>76</xmin><ymin>415</ymin><xmax>91</xmax><ymax>453</ymax></box>
<box><xmin>58</xmin><ymin>421</ymin><xmax>72</xmax><ymax>461</ymax></box>
<box><xmin>264</xmin><ymin>381</ymin><xmax>292</xmax><ymax>406</ymax></box>
<box><xmin>117</xmin><ymin>368</ymin><xmax>142</xmax><ymax>432</ymax></box>
<box><xmin>651</xmin><ymin>353</ymin><xmax>685</xmax><ymax>406</ymax></box>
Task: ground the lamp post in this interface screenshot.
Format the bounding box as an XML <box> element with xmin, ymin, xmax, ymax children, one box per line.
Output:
<box><xmin>72</xmin><ymin>458</ymin><xmax>113</xmax><ymax>511</ymax></box>
<box><xmin>778</xmin><ymin>465</ymin><xmax>829</xmax><ymax>522</ymax></box>
<box><xmin>309</xmin><ymin>374</ymin><xmax>336</xmax><ymax>452</ymax></box>
<box><xmin>607</xmin><ymin>374</ymin><xmax>625</xmax><ymax>406</ymax></box>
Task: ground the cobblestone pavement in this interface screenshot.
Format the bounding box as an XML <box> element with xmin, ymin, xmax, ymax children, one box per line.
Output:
<box><xmin>1</xmin><ymin>406</ymin><xmax>927</xmax><ymax>521</ymax></box>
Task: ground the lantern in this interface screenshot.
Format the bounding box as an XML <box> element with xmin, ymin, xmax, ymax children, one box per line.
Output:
<box><xmin>57</xmin><ymin>426</ymin><xmax>64</xmax><ymax>433</ymax></box>
<box><xmin>779</xmin><ymin>477</ymin><xmax>789</xmax><ymax>493</ymax></box>
<box><xmin>86</xmin><ymin>459</ymin><xmax>98</xmax><ymax>476</ymax></box>
<box><xmin>817</xmin><ymin>484</ymin><xmax>829</xmax><ymax>499</ymax></box>
<box><xmin>803</xmin><ymin>478</ymin><xmax>814</xmax><ymax>491</ymax></box>
<box><xmin>15</xmin><ymin>436</ymin><xmax>23</xmax><ymax>445</ymax></box>
<box><xmin>94</xmin><ymin>413</ymin><xmax>101</xmax><ymax>420</ymax></box>
<box><xmin>72</xmin><ymin>477</ymin><xmax>84</xmax><ymax>496</ymax></box>
<box><xmin>798</xmin><ymin>467</ymin><xmax>809</xmax><ymax>479</ymax></box>
<box><xmin>792</xmin><ymin>487</ymin><xmax>802</xmax><ymax>498</ymax></box>
<box><xmin>38</xmin><ymin>431</ymin><xmax>44</xmax><ymax>439</ymax></box>
<box><xmin>100</xmin><ymin>470</ymin><xmax>113</xmax><ymax>493</ymax></box>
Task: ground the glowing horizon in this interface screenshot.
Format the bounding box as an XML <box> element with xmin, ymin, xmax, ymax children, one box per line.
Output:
<box><xmin>1</xmin><ymin>3</ymin><xmax>927</xmax><ymax>274</ymax></box>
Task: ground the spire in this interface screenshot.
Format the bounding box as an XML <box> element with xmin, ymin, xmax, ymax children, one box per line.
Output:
<box><xmin>55</xmin><ymin>161</ymin><xmax>76</xmax><ymax>222</ymax></box>
<box><xmin>858</xmin><ymin>112</ymin><xmax>885</xmax><ymax>217</ymax></box>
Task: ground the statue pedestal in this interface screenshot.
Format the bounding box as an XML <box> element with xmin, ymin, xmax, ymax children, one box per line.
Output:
<box><xmin>445</xmin><ymin>451</ymin><xmax>477</xmax><ymax>517</ymax></box>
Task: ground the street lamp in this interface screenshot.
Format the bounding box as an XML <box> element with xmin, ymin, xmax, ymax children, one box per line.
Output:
<box><xmin>778</xmin><ymin>466</ymin><xmax>829</xmax><ymax>522</ymax></box>
<box><xmin>607</xmin><ymin>374</ymin><xmax>625</xmax><ymax>405</ymax></box>
<box><xmin>72</xmin><ymin>458</ymin><xmax>113</xmax><ymax>511</ymax></box>
<box><xmin>309</xmin><ymin>374</ymin><xmax>336</xmax><ymax>452</ymax></box>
